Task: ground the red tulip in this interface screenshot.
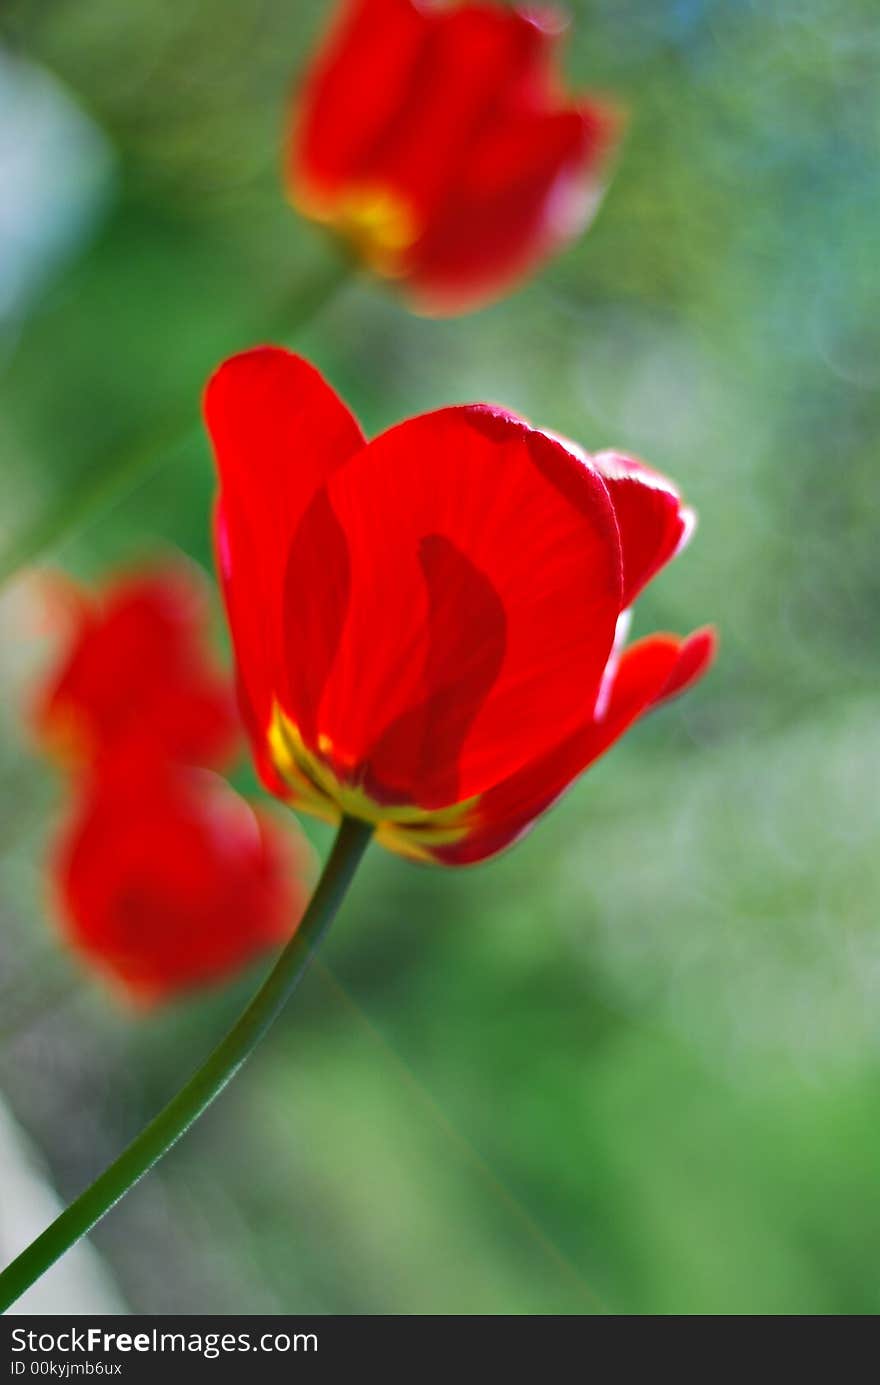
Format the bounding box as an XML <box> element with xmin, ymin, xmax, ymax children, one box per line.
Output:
<box><xmin>34</xmin><ymin>564</ymin><xmax>239</xmax><ymax>773</ymax></box>
<box><xmin>288</xmin><ymin>0</ymin><xmax>619</xmax><ymax>314</ymax></box>
<box><xmin>53</xmin><ymin>751</ymin><xmax>312</xmax><ymax>1005</ymax></box>
<box><xmin>204</xmin><ymin>346</ymin><xmax>715</xmax><ymax>865</ymax></box>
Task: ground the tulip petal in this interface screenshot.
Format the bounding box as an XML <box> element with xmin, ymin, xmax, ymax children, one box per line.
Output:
<box><xmin>591</xmin><ymin>452</ymin><xmax>696</xmax><ymax>607</ymax></box>
<box><xmin>282</xmin><ymin>487</ymin><xmax>352</xmax><ymax>747</ymax></box>
<box><xmin>34</xmin><ymin>565</ymin><xmax>238</xmax><ymax>772</ymax></box>
<box><xmin>408</xmin><ymin>103</ymin><xmax>615</xmax><ymax>313</ymax></box>
<box><xmin>652</xmin><ymin>625</ymin><xmax>717</xmax><ymax>707</ymax></box>
<box><xmin>293</xmin><ymin>2</ymin><xmax>552</xmax><ymax>210</ymax></box>
<box><xmin>436</xmin><ymin>629</ymin><xmax>714</xmax><ymax>864</ymax></box>
<box><xmin>362</xmin><ymin>5</ymin><xmax>554</xmax><ymax>220</ymax></box>
<box><xmin>289</xmin><ymin>405</ymin><xmax>622</xmax><ymax>807</ymax></box>
<box><xmin>204</xmin><ymin>348</ymin><xmax>366</xmax><ymax>753</ymax></box>
<box><xmin>291</xmin><ymin>0</ymin><xmax>428</xmax><ymax>203</ymax></box>
<box><xmin>364</xmin><ymin>532</ymin><xmax>508</xmax><ymax>806</ymax></box>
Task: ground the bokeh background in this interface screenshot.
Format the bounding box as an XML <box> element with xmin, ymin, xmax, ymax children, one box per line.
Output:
<box><xmin>1</xmin><ymin>0</ymin><xmax>878</xmax><ymax>1315</ymax></box>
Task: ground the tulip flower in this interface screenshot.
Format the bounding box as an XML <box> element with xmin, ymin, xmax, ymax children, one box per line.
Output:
<box><xmin>204</xmin><ymin>346</ymin><xmax>715</xmax><ymax>864</ymax></box>
<box><xmin>53</xmin><ymin>751</ymin><xmax>312</xmax><ymax>1005</ymax></box>
<box><xmin>287</xmin><ymin>0</ymin><xmax>619</xmax><ymax>314</ymax></box>
<box><xmin>34</xmin><ymin>565</ymin><xmax>239</xmax><ymax>773</ymax></box>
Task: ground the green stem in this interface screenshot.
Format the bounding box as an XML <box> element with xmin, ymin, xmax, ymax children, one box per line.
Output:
<box><xmin>0</xmin><ymin>252</ymin><xmax>351</xmax><ymax>590</ymax></box>
<box><xmin>0</xmin><ymin>816</ymin><xmax>372</xmax><ymax>1314</ymax></box>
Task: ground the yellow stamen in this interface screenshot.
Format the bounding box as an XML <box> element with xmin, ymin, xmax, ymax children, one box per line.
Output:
<box><xmin>296</xmin><ymin>182</ymin><xmax>419</xmax><ymax>278</ymax></box>
<box><xmin>268</xmin><ymin>706</ymin><xmax>476</xmax><ymax>863</ymax></box>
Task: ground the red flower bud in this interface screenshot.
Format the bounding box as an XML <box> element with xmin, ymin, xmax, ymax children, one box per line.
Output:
<box><xmin>288</xmin><ymin>0</ymin><xmax>620</xmax><ymax>313</ymax></box>
<box><xmin>53</xmin><ymin>752</ymin><xmax>312</xmax><ymax>1006</ymax></box>
<box><xmin>204</xmin><ymin>346</ymin><xmax>715</xmax><ymax>865</ymax></box>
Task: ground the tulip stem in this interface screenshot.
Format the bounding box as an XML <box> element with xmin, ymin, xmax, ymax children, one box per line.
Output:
<box><xmin>0</xmin><ymin>252</ymin><xmax>351</xmax><ymax>589</ymax></box>
<box><xmin>0</xmin><ymin>815</ymin><xmax>372</xmax><ymax>1313</ymax></box>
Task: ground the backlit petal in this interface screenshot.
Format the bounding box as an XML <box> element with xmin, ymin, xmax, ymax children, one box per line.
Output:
<box><xmin>436</xmin><ymin>630</ymin><xmax>712</xmax><ymax>864</ymax></box>
<box><xmin>204</xmin><ymin>347</ymin><xmax>365</xmax><ymax>751</ymax></box>
<box><xmin>288</xmin><ymin>404</ymin><xmax>622</xmax><ymax>806</ymax></box>
<box><xmin>592</xmin><ymin>451</ymin><xmax>695</xmax><ymax>606</ymax></box>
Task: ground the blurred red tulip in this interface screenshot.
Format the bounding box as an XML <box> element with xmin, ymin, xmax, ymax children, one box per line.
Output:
<box><xmin>53</xmin><ymin>752</ymin><xmax>312</xmax><ymax>1005</ymax></box>
<box><xmin>288</xmin><ymin>0</ymin><xmax>619</xmax><ymax>314</ymax></box>
<box><xmin>34</xmin><ymin>564</ymin><xmax>240</xmax><ymax>773</ymax></box>
<box><xmin>204</xmin><ymin>347</ymin><xmax>715</xmax><ymax>864</ymax></box>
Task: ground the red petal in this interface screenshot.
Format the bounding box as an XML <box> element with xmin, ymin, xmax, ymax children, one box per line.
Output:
<box><xmin>363</xmin><ymin>532</ymin><xmax>507</xmax><ymax>804</ymax></box>
<box><xmin>34</xmin><ymin>564</ymin><xmax>239</xmax><ymax>771</ymax></box>
<box><xmin>293</xmin><ymin>2</ymin><xmax>550</xmax><ymax>213</ymax></box>
<box><xmin>282</xmin><ymin>487</ymin><xmax>352</xmax><ymax>747</ymax></box>
<box><xmin>591</xmin><ymin>451</ymin><xmax>695</xmax><ymax>606</ymax></box>
<box><xmin>360</xmin><ymin>6</ymin><xmax>554</xmax><ymax>221</ymax></box>
<box><xmin>652</xmin><ymin>625</ymin><xmax>717</xmax><ymax>707</ymax></box>
<box><xmin>408</xmin><ymin>102</ymin><xmax>616</xmax><ymax>314</ymax></box>
<box><xmin>435</xmin><ymin>630</ymin><xmax>707</xmax><ymax>864</ymax></box>
<box><xmin>289</xmin><ymin>405</ymin><xmax>622</xmax><ymax>807</ymax></box>
<box><xmin>290</xmin><ymin>0</ymin><xmax>428</xmax><ymax>201</ymax></box>
<box><xmin>204</xmin><ymin>348</ymin><xmax>365</xmax><ymax>753</ymax></box>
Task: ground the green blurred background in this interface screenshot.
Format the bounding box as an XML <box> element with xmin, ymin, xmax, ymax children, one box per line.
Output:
<box><xmin>1</xmin><ymin>0</ymin><xmax>879</xmax><ymax>1315</ymax></box>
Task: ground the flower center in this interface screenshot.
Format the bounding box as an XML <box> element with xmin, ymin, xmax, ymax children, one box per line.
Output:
<box><xmin>298</xmin><ymin>182</ymin><xmax>419</xmax><ymax>277</ymax></box>
<box><xmin>267</xmin><ymin>705</ymin><xmax>475</xmax><ymax>862</ymax></box>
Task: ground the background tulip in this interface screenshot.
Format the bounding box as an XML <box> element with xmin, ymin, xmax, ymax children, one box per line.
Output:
<box><xmin>33</xmin><ymin>565</ymin><xmax>240</xmax><ymax>773</ymax></box>
<box><xmin>288</xmin><ymin>0</ymin><xmax>618</xmax><ymax>313</ymax></box>
<box><xmin>52</xmin><ymin>752</ymin><xmax>311</xmax><ymax>1006</ymax></box>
